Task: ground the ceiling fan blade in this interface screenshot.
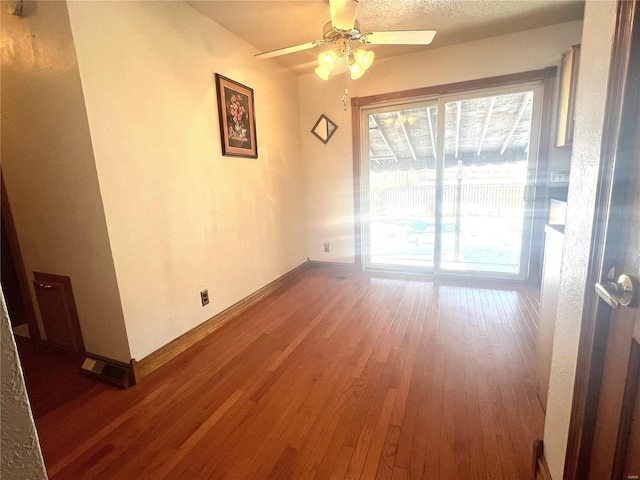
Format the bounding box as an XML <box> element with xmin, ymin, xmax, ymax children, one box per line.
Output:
<box><xmin>330</xmin><ymin>0</ymin><xmax>358</xmax><ymax>31</ymax></box>
<box><xmin>363</xmin><ymin>30</ymin><xmax>437</xmax><ymax>45</ymax></box>
<box><xmin>254</xmin><ymin>41</ymin><xmax>320</xmax><ymax>59</ymax></box>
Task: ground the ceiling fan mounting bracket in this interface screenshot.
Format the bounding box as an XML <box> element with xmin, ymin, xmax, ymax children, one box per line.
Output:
<box><xmin>322</xmin><ymin>20</ymin><xmax>362</xmax><ymax>44</ymax></box>
<box><xmin>358</xmin><ymin>33</ymin><xmax>372</xmax><ymax>45</ymax></box>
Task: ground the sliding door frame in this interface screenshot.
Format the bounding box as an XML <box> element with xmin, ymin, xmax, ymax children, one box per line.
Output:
<box><xmin>351</xmin><ymin>67</ymin><xmax>557</xmax><ymax>282</ymax></box>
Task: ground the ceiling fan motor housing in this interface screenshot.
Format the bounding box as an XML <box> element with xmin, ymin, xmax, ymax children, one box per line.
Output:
<box><xmin>322</xmin><ymin>20</ymin><xmax>362</xmax><ymax>43</ymax></box>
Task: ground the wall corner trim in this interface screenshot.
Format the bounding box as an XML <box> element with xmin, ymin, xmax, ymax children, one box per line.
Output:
<box><xmin>132</xmin><ymin>261</ymin><xmax>310</xmax><ymax>381</ymax></box>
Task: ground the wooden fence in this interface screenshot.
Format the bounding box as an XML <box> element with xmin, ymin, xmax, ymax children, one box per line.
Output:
<box><xmin>372</xmin><ymin>184</ymin><xmax>525</xmax><ymax>218</ymax></box>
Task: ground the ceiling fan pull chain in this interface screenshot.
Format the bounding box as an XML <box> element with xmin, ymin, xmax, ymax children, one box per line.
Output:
<box><xmin>342</xmin><ymin>86</ymin><xmax>349</xmax><ymax>111</ymax></box>
<box><xmin>342</xmin><ymin>62</ymin><xmax>349</xmax><ymax>111</ymax></box>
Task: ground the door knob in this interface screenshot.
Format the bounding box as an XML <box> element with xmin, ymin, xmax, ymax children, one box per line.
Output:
<box><xmin>595</xmin><ymin>274</ymin><xmax>637</xmax><ymax>309</ymax></box>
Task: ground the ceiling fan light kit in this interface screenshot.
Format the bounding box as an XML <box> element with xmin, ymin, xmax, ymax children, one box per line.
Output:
<box><xmin>255</xmin><ymin>0</ymin><xmax>436</xmax><ymax>104</ymax></box>
<box><xmin>315</xmin><ymin>42</ymin><xmax>374</xmax><ymax>82</ymax></box>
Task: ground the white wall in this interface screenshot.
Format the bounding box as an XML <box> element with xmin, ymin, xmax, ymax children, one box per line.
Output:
<box><xmin>66</xmin><ymin>1</ymin><xmax>306</xmax><ymax>360</ymax></box>
<box><xmin>1</xmin><ymin>0</ymin><xmax>131</xmax><ymax>362</ymax></box>
<box><xmin>543</xmin><ymin>2</ymin><xmax>618</xmax><ymax>478</ymax></box>
<box><xmin>299</xmin><ymin>21</ymin><xmax>583</xmax><ymax>263</ymax></box>
<box><xmin>0</xmin><ymin>289</ymin><xmax>47</xmax><ymax>480</ymax></box>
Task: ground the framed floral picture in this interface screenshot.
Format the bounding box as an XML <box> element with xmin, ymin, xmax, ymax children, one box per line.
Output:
<box><xmin>215</xmin><ymin>74</ymin><xmax>258</xmax><ymax>158</ymax></box>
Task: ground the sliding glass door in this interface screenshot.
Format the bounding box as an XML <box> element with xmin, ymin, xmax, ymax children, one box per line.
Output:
<box><xmin>363</xmin><ymin>101</ymin><xmax>438</xmax><ymax>270</ymax></box>
<box><xmin>361</xmin><ymin>83</ymin><xmax>542</xmax><ymax>280</ymax></box>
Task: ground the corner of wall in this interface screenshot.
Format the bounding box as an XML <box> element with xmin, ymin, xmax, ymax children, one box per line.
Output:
<box><xmin>1</xmin><ymin>0</ymin><xmax>131</xmax><ymax>362</ymax></box>
<box><xmin>0</xmin><ymin>289</ymin><xmax>47</xmax><ymax>479</ymax></box>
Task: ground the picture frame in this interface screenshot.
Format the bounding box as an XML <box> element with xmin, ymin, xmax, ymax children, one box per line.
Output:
<box><xmin>311</xmin><ymin>114</ymin><xmax>338</xmax><ymax>144</ymax></box>
<box><xmin>215</xmin><ymin>74</ymin><xmax>258</xmax><ymax>158</ymax></box>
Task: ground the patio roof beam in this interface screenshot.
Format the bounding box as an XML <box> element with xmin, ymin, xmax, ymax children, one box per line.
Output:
<box><xmin>477</xmin><ymin>97</ymin><xmax>496</xmax><ymax>156</ymax></box>
<box><xmin>427</xmin><ymin>108</ymin><xmax>437</xmax><ymax>160</ymax></box>
<box><xmin>455</xmin><ymin>101</ymin><xmax>461</xmax><ymax>158</ymax></box>
<box><xmin>501</xmin><ymin>92</ymin><xmax>531</xmax><ymax>155</ymax></box>
<box><xmin>398</xmin><ymin>113</ymin><xmax>418</xmax><ymax>162</ymax></box>
<box><xmin>370</xmin><ymin>115</ymin><xmax>397</xmax><ymax>162</ymax></box>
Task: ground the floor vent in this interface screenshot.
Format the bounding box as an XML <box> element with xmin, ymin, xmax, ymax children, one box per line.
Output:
<box><xmin>80</xmin><ymin>355</ymin><xmax>132</xmax><ymax>388</ymax></box>
<box><xmin>335</xmin><ymin>276</ymin><xmax>347</xmax><ymax>280</ymax></box>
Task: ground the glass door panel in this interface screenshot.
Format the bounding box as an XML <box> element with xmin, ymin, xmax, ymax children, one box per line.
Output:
<box><xmin>437</xmin><ymin>90</ymin><xmax>536</xmax><ymax>278</ymax></box>
<box><xmin>365</xmin><ymin>103</ymin><xmax>438</xmax><ymax>269</ymax></box>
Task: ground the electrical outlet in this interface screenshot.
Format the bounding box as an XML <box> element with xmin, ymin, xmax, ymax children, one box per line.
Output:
<box><xmin>200</xmin><ymin>289</ymin><xmax>209</xmax><ymax>306</ymax></box>
<box><xmin>324</xmin><ymin>242</ymin><xmax>330</xmax><ymax>253</ymax></box>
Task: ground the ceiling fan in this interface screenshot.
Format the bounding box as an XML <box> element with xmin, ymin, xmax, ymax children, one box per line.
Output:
<box><xmin>255</xmin><ymin>0</ymin><xmax>436</xmax><ymax>83</ymax></box>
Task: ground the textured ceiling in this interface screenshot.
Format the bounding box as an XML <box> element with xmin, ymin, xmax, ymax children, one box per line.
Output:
<box><xmin>187</xmin><ymin>0</ymin><xmax>585</xmax><ymax>75</ymax></box>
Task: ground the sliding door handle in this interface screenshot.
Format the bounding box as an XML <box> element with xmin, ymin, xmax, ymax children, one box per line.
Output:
<box><xmin>523</xmin><ymin>185</ymin><xmax>534</xmax><ymax>202</ymax></box>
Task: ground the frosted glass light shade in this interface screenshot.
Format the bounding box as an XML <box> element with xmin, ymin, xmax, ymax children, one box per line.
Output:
<box><xmin>318</xmin><ymin>50</ymin><xmax>338</xmax><ymax>69</ymax></box>
<box><xmin>315</xmin><ymin>66</ymin><xmax>331</xmax><ymax>81</ymax></box>
<box><xmin>349</xmin><ymin>62</ymin><xmax>365</xmax><ymax>80</ymax></box>
<box><xmin>354</xmin><ymin>49</ymin><xmax>374</xmax><ymax>70</ymax></box>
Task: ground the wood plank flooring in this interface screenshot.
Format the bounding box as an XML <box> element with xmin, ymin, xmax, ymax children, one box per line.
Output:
<box><xmin>23</xmin><ymin>265</ymin><xmax>543</xmax><ymax>479</ymax></box>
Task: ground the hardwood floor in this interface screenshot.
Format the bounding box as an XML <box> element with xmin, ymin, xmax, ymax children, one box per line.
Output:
<box><xmin>16</xmin><ymin>337</ymin><xmax>100</xmax><ymax>420</ymax></box>
<box><xmin>23</xmin><ymin>265</ymin><xmax>543</xmax><ymax>479</ymax></box>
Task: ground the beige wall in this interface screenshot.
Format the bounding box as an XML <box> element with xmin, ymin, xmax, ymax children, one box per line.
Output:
<box><xmin>299</xmin><ymin>20</ymin><xmax>583</xmax><ymax>263</ymax></box>
<box><xmin>543</xmin><ymin>2</ymin><xmax>618</xmax><ymax>478</ymax></box>
<box><xmin>65</xmin><ymin>1</ymin><xmax>306</xmax><ymax>360</ymax></box>
<box><xmin>1</xmin><ymin>0</ymin><xmax>131</xmax><ymax>362</ymax></box>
